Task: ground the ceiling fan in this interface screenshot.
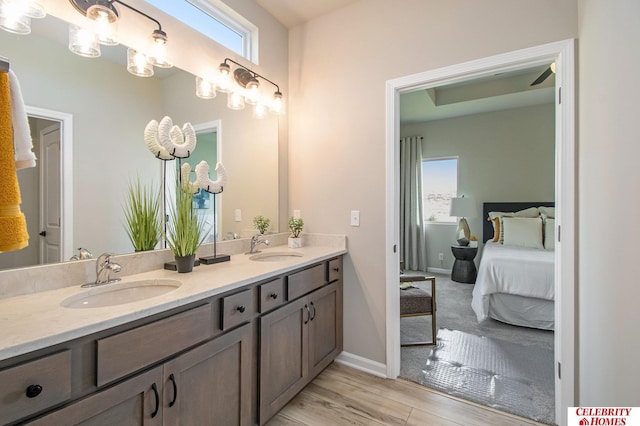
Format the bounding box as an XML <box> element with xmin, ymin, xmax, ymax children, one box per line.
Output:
<box><xmin>530</xmin><ymin>63</ymin><xmax>556</xmax><ymax>86</ymax></box>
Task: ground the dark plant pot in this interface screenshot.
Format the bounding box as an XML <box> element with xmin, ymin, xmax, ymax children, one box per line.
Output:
<box><xmin>175</xmin><ymin>254</ymin><xmax>196</xmax><ymax>273</ymax></box>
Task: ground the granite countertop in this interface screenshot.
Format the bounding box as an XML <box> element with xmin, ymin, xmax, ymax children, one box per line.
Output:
<box><xmin>0</xmin><ymin>244</ymin><xmax>346</xmax><ymax>362</ymax></box>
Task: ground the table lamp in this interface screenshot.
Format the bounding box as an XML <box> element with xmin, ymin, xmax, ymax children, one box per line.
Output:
<box><xmin>449</xmin><ymin>195</ymin><xmax>479</xmax><ymax>243</ymax></box>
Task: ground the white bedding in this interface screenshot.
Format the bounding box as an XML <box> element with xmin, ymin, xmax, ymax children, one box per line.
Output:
<box><xmin>472</xmin><ymin>242</ymin><xmax>555</xmax><ymax>327</ymax></box>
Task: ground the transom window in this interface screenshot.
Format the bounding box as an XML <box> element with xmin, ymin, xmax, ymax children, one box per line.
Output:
<box><xmin>144</xmin><ymin>0</ymin><xmax>256</xmax><ymax>60</ymax></box>
<box><xmin>422</xmin><ymin>157</ymin><xmax>458</xmax><ymax>223</ymax></box>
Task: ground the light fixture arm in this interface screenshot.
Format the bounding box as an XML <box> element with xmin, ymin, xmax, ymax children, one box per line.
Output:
<box><xmin>111</xmin><ymin>0</ymin><xmax>163</xmax><ymax>32</ymax></box>
<box><xmin>223</xmin><ymin>58</ymin><xmax>280</xmax><ymax>93</ymax></box>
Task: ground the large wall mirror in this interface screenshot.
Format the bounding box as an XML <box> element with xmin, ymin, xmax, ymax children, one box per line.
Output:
<box><xmin>0</xmin><ymin>13</ymin><xmax>279</xmax><ymax>270</ymax></box>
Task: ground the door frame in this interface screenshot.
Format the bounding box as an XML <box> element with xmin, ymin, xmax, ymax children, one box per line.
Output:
<box><xmin>385</xmin><ymin>39</ymin><xmax>576</xmax><ymax>425</ymax></box>
<box><xmin>26</xmin><ymin>106</ymin><xmax>73</xmax><ymax>262</ymax></box>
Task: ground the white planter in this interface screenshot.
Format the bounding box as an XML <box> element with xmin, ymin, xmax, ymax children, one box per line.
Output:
<box><xmin>288</xmin><ymin>237</ymin><xmax>302</xmax><ymax>248</ymax></box>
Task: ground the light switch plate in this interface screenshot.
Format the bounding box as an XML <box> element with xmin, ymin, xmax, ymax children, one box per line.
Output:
<box><xmin>350</xmin><ymin>210</ymin><xmax>360</xmax><ymax>227</ymax></box>
<box><xmin>235</xmin><ymin>209</ymin><xmax>241</xmax><ymax>222</ymax></box>
<box><xmin>293</xmin><ymin>209</ymin><xmax>301</xmax><ymax>218</ymax></box>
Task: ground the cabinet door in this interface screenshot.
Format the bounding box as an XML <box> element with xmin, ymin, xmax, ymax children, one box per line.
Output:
<box><xmin>308</xmin><ymin>281</ymin><xmax>343</xmax><ymax>378</ymax></box>
<box><xmin>26</xmin><ymin>367</ymin><xmax>163</xmax><ymax>426</ymax></box>
<box><xmin>259</xmin><ymin>297</ymin><xmax>308</xmax><ymax>425</ymax></box>
<box><xmin>162</xmin><ymin>323</ymin><xmax>252</xmax><ymax>426</ymax></box>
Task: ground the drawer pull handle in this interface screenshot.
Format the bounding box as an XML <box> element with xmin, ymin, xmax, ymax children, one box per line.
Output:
<box><xmin>26</xmin><ymin>384</ymin><xmax>42</xmax><ymax>398</ymax></box>
<box><xmin>332</xmin><ymin>267</ymin><xmax>340</xmax><ymax>272</ymax></box>
<box><xmin>304</xmin><ymin>304</ymin><xmax>311</xmax><ymax>325</ymax></box>
<box><xmin>168</xmin><ymin>373</ymin><xmax>178</xmax><ymax>407</ymax></box>
<box><xmin>237</xmin><ymin>305</ymin><xmax>246</xmax><ymax>313</ymax></box>
<box><xmin>151</xmin><ymin>383</ymin><xmax>159</xmax><ymax>418</ymax></box>
<box><xmin>269</xmin><ymin>293</ymin><xmax>278</xmax><ymax>300</ymax></box>
<box><xmin>310</xmin><ymin>301</ymin><xmax>317</xmax><ymax>321</ymax></box>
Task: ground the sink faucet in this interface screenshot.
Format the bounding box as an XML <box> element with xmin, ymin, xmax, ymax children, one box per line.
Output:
<box><xmin>83</xmin><ymin>253</ymin><xmax>122</xmax><ymax>287</ymax></box>
<box><xmin>246</xmin><ymin>234</ymin><xmax>270</xmax><ymax>254</ymax></box>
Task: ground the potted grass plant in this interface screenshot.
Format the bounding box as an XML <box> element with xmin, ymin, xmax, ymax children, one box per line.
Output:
<box><xmin>288</xmin><ymin>216</ymin><xmax>304</xmax><ymax>248</ymax></box>
<box><xmin>165</xmin><ymin>184</ymin><xmax>209</xmax><ymax>273</ymax></box>
<box><xmin>122</xmin><ymin>177</ymin><xmax>162</xmax><ymax>252</ymax></box>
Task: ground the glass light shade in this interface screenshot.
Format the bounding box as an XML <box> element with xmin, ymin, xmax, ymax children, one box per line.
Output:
<box><xmin>68</xmin><ymin>25</ymin><xmax>100</xmax><ymax>58</ymax></box>
<box><xmin>127</xmin><ymin>48</ymin><xmax>153</xmax><ymax>77</ymax></box>
<box><xmin>270</xmin><ymin>91</ymin><xmax>284</xmax><ymax>115</ymax></box>
<box><xmin>244</xmin><ymin>81</ymin><xmax>260</xmax><ymax>105</ymax></box>
<box><xmin>88</xmin><ymin>5</ymin><xmax>118</xmax><ymax>46</ymax></box>
<box><xmin>195</xmin><ymin>76</ymin><xmax>216</xmax><ymax>99</ymax></box>
<box><xmin>227</xmin><ymin>91</ymin><xmax>245</xmax><ymax>110</ymax></box>
<box><xmin>150</xmin><ymin>38</ymin><xmax>171</xmax><ymax>68</ymax></box>
<box><xmin>253</xmin><ymin>102</ymin><xmax>267</xmax><ymax>119</ymax></box>
<box><xmin>0</xmin><ymin>12</ymin><xmax>30</xmax><ymax>34</ymax></box>
<box><xmin>216</xmin><ymin>63</ymin><xmax>232</xmax><ymax>93</ymax></box>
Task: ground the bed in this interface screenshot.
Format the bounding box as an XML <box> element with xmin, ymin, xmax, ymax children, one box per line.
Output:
<box><xmin>471</xmin><ymin>202</ymin><xmax>555</xmax><ymax>330</ymax></box>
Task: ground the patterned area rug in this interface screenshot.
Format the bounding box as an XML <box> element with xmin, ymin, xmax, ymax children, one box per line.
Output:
<box><xmin>409</xmin><ymin>329</ymin><xmax>555</xmax><ymax>424</ymax></box>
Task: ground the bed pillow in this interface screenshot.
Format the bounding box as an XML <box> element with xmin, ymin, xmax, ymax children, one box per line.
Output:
<box><xmin>488</xmin><ymin>207</ymin><xmax>539</xmax><ymax>243</ymax></box>
<box><xmin>544</xmin><ymin>218</ymin><xmax>555</xmax><ymax>250</ymax></box>
<box><xmin>538</xmin><ymin>206</ymin><xmax>555</xmax><ymax>218</ymax></box>
<box><xmin>502</xmin><ymin>217</ymin><xmax>544</xmax><ymax>249</ymax></box>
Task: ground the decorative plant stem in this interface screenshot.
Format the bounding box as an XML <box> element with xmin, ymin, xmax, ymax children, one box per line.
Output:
<box><xmin>164</xmin><ymin>184</ymin><xmax>209</xmax><ymax>257</ymax></box>
<box><xmin>123</xmin><ymin>177</ymin><xmax>162</xmax><ymax>252</ymax></box>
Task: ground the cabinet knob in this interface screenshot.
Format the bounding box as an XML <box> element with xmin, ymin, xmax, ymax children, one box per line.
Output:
<box><xmin>26</xmin><ymin>384</ymin><xmax>43</xmax><ymax>398</ymax></box>
<box><xmin>269</xmin><ymin>293</ymin><xmax>278</xmax><ymax>300</ymax></box>
<box><xmin>237</xmin><ymin>305</ymin><xmax>246</xmax><ymax>313</ymax></box>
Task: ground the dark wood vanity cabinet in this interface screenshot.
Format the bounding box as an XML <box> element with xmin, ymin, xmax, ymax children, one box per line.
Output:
<box><xmin>259</xmin><ymin>259</ymin><xmax>343</xmax><ymax>425</ymax></box>
<box><xmin>3</xmin><ymin>256</ymin><xmax>343</xmax><ymax>426</ymax></box>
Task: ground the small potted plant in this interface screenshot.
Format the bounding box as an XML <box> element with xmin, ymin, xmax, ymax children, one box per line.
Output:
<box><xmin>122</xmin><ymin>177</ymin><xmax>162</xmax><ymax>252</ymax></box>
<box><xmin>288</xmin><ymin>216</ymin><xmax>304</xmax><ymax>248</ymax></box>
<box><xmin>165</xmin><ymin>185</ymin><xmax>209</xmax><ymax>273</ymax></box>
<box><xmin>253</xmin><ymin>215</ymin><xmax>271</xmax><ymax>234</ymax></box>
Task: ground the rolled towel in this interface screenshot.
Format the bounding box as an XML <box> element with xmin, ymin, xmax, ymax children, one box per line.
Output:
<box><xmin>8</xmin><ymin>70</ymin><xmax>36</xmax><ymax>170</ymax></box>
<box><xmin>0</xmin><ymin>73</ymin><xmax>29</xmax><ymax>252</ymax></box>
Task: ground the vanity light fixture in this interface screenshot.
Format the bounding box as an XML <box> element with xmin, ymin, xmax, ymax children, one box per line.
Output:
<box><xmin>205</xmin><ymin>58</ymin><xmax>284</xmax><ymax>116</ymax></box>
<box><xmin>69</xmin><ymin>24</ymin><xmax>101</xmax><ymax>58</ymax></box>
<box><xmin>68</xmin><ymin>0</ymin><xmax>172</xmax><ymax>71</ymax></box>
<box><xmin>195</xmin><ymin>76</ymin><xmax>217</xmax><ymax>99</ymax></box>
<box><xmin>0</xmin><ymin>0</ymin><xmax>46</xmax><ymax>35</ymax></box>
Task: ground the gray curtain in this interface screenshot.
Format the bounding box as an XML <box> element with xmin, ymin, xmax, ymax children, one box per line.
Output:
<box><xmin>400</xmin><ymin>136</ymin><xmax>427</xmax><ymax>272</ymax></box>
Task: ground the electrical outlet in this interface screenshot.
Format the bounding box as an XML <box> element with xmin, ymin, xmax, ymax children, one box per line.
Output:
<box><xmin>350</xmin><ymin>210</ymin><xmax>360</xmax><ymax>227</ymax></box>
<box><xmin>293</xmin><ymin>209</ymin><xmax>301</xmax><ymax>218</ymax></box>
<box><xmin>438</xmin><ymin>253</ymin><xmax>444</xmax><ymax>261</ymax></box>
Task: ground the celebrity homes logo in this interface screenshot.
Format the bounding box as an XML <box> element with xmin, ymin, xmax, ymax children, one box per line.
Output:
<box><xmin>568</xmin><ymin>407</ymin><xmax>640</xmax><ymax>425</ymax></box>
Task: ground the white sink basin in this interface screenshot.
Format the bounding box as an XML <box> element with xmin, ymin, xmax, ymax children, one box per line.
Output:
<box><xmin>61</xmin><ymin>279</ymin><xmax>182</xmax><ymax>309</ymax></box>
<box><xmin>249</xmin><ymin>251</ymin><xmax>303</xmax><ymax>262</ymax></box>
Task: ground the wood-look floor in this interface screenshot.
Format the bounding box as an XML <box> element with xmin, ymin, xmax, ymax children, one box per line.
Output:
<box><xmin>266</xmin><ymin>362</ymin><xmax>545</xmax><ymax>426</ymax></box>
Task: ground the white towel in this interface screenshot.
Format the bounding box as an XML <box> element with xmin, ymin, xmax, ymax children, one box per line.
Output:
<box><xmin>8</xmin><ymin>70</ymin><xmax>36</xmax><ymax>170</ymax></box>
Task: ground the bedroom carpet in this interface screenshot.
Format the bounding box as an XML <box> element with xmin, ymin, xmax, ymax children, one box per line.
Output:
<box><xmin>400</xmin><ymin>272</ymin><xmax>555</xmax><ymax>424</ymax></box>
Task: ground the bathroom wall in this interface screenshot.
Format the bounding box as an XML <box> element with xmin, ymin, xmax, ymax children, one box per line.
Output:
<box><xmin>288</xmin><ymin>0</ymin><xmax>577</xmax><ymax>365</ymax></box>
<box><xmin>401</xmin><ymin>103</ymin><xmax>556</xmax><ymax>271</ymax></box>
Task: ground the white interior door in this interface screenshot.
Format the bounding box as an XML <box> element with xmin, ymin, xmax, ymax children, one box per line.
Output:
<box><xmin>39</xmin><ymin>123</ymin><xmax>62</xmax><ymax>264</ymax></box>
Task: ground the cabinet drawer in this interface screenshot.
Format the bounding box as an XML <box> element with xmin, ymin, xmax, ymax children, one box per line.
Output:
<box><xmin>287</xmin><ymin>264</ymin><xmax>326</xmax><ymax>300</ymax></box>
<box><xmin>328</xmin><ymin>257</ymin><xmax>342</xmax><ymax>282</ymax></box>
<box><xmin>221</xmin><ymin>289</ymin><xmax>254</xmax><ymax>330</ymax></box>
<box><xmin>97</xmin><ymin>304</ymin><xmax>211</xmax><ymax>386</ymax></box>
<box><xmin>258</xmin><ymin>278</ymin><xmax>285</xmax><ymax>313</ymax></box>
<box><xmin>0</xmin><ymin>350</ymin><xmax>71</xmax><ymax>425</ymax></box>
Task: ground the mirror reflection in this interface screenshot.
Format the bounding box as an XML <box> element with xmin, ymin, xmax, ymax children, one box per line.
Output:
<box><xmin>0</xmin><ymin>14</ymin><xmax>279</xmax><ymax>271</ymax></box>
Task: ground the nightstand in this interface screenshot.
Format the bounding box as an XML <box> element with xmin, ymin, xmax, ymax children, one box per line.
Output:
<box><xmin>451</xmin><ymin>245</ymin><xmax>478</xmax><ymax>284</ymax></box>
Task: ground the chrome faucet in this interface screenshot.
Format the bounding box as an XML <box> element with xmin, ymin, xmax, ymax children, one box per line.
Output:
<box><xmin>83</xmin><ymin>253</ymin><xmax>121</xmax><ymax>287</ymax></box>
<box><xmin>246</xmin><ymin>234</ymin><xmax>270</xmax><ymax>254</ymax></box>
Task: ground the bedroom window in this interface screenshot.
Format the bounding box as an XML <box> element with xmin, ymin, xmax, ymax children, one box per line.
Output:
<box><xmin>422</xmin><ymin>157</ymin><xmax>458</xmax><ymax>223</ymax></box>
<box><xmin>144</xmin><ymin>0</ymin><xmax>257</xmax><ymax>61</ymax></box>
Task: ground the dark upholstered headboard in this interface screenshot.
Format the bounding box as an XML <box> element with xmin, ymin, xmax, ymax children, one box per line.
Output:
<box><xmin>482</xmin><ymin>201</ymin><xmax>555</xmax><ymax>243</ymax></box>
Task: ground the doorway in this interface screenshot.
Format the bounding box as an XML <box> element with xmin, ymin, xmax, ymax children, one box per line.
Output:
<box><xmin>385</xmin><ymin>40</ymin><xmax>576</xmax><ymax>425</ymax></box>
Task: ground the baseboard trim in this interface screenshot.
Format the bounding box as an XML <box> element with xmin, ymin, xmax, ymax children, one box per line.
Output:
<box><xmin>335</xmin><ymin>351</ymin><xmax>387</xmax><ymax>378</ymax></box>
<box><xmin>427</xmin><ymin>267</ymin><xmax>451</xmax><ymax>275</ymax></box>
